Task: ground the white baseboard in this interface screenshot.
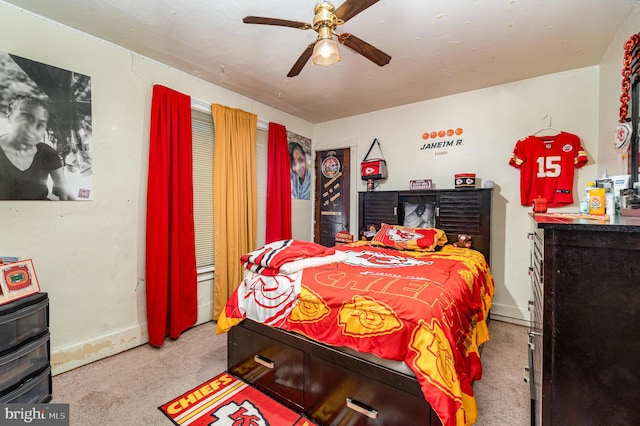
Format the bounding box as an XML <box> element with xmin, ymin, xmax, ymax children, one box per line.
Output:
<box><xmin>51</xmin><ymin>323</ymin><xmax>144</xmax><ymax>376</ymax></box>
<box><xmin>489</xmin><ymin>302</ymin><xmax>531</xmax><ymax>327</ymax></box>
<box><xmin>51</xmin><ymin>299</ymin><xmax>214</xmax><ymax>376</ymax></box>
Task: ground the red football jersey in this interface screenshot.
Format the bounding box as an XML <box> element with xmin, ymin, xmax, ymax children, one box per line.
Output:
<box><xmin>509</xmin><ymin>132</ymin><xmax>588</xmax><ymax>207</ymax></box>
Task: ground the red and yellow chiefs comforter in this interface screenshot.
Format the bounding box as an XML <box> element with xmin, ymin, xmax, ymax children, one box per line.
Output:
<box><xmin>217</xmin><ymin>240</ymin><xmax>494</xmax><ymax>426</ymax></box>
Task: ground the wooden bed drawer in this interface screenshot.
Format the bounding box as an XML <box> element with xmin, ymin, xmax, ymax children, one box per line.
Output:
<box><xmin>305</xmin><ymin>354</ymin><xmax>437</xmax><ymax>425</ymax></box>
<box><xmin>227</xmin><ymin>325</ymin><xmax>304</xmax><ymax>409</ymax></box>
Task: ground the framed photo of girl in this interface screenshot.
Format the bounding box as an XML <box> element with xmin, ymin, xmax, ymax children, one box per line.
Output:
<box><xmin>0</xmin><ymin>52</ymin><xmax>93</xmax><ymax>201</ymax></box>
<box><xmin>287</xmin><ymin>131</ymin><xmax>311</xmax><ymax>200</ymax></box>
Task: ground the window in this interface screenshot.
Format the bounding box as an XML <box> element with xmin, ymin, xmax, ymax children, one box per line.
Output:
<box><xmin>191</xmin><ymin>103</ymin><xmax>268</xmax><ymax>278</ymax></box>
<box><xmin>255</xmin><ymin>127</ymin><xmax>268</xmax><ymax>248</ymax></box>
<box><xmin>192</xmin><ymin>108</ymin><xmax>214</xmax><ymax>273</ymax></box>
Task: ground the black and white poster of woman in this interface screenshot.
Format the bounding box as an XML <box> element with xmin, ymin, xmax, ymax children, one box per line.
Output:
<box><xmin>287</xmin><ymin>131</ymin><xmax>311</xmax><ymax>200</ymax></box>
<box><xmin>0</xmin><ymin>52</ymin><xmax>92</xmax><ymax>200</ymax></box>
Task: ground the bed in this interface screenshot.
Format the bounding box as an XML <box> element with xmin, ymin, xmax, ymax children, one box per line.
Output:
<box><xmin>217</xmin><ymin>188</ymin><xmax>493</xmax><ymax>426</ymax></box>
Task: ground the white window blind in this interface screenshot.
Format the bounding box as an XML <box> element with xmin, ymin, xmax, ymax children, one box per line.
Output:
<box><xmin>192</xmin><ymin>109</ymin><xmax>214</xmax><ymax>269</ymax></box>
<box><xmin>256</xmin><ymin>128</ymin><xmax>268</xmax><ymax>249</ymax></box>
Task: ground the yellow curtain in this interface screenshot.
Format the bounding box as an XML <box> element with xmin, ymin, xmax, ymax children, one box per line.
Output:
<box><xmin>211</xmin><ymin>104</ymin><xmax>257</xmax><ymax>319</ymax></box>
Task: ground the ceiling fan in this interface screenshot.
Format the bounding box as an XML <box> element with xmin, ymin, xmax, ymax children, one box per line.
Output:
<box><xmin>243</xmin><ymin>0</ymin><xmax>391</xmax><ymax>77</ymax></box>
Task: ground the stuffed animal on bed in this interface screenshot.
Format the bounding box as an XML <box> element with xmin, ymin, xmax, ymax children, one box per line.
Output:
<box><xmin>361</xmin><ymin>225</ymin><xmax>378</xmax><ymax>240</ymax></box>
<box><xmin>452</xmin><ymin>233</ymin><xmax>472</xmax><ymax>248</ymax></box>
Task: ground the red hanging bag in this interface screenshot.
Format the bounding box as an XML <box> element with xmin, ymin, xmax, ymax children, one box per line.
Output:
<box><xmin>361</xmin><ymin>139</ymin><xmax>388</xmax><ymax>180</ymax></box>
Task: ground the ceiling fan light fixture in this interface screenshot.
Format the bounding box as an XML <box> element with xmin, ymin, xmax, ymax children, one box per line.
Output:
<box><xmin>312</xmin><ymin>38</ymin><xmax>341</xmax><ymax>66</ymax></box>
<box><xmin>312</xmin><ymin>25</ymin><xmax>341</xmax><ymax>66</ymax></box>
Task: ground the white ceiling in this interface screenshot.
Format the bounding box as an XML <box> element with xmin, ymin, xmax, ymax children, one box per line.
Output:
<box><xmin>3</xmin><ymin>0</ymin><xmax>637</xmax><ymax>123</ymax></box>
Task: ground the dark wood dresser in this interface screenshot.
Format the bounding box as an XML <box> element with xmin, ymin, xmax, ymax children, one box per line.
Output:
<box><xmin>528</xmin><ymin>215</ymin><xmax>640</xmax><ymax>425</ymax></box>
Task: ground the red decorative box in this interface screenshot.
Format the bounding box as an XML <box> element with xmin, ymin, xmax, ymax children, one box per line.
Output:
<box><xmin>335</xmin><ymin>231</ymin><xmax>354</xmax><ymax>245</ymax></box>
<box><xmin>454</xmin><ymin>173</ymin><xmax>476</xmax><ymax>188</ymax></box>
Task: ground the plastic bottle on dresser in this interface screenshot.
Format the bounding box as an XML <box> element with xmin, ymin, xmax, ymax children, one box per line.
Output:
<box><xmin>589</xmin><ymin>187</ymin><xmax>606</xmax><ymax>214</ymax></box>
<box><xmin>596</xmin><ymin>169</ymin><xmax>615</xmax><ymax>216</ymax></box>
<box><xmin>581</xmin><ymin>181</ymin><xmax>596</xmax><ymax>213</ymax></box>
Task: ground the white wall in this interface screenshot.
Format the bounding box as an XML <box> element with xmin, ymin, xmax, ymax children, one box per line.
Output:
<box><xmin>314</xmin><ymin>68</ymin><xmax>600</xmax><ymax>324</ymax></box>
<box><xmin>0</xmin><ymin>2</ymin><xmax>313</xmax><ymax>375</ymax></box>
<box><xmin>292</xmin><ymin>199</ymin><xmax>313</xmax><ymax>241</ymax></box>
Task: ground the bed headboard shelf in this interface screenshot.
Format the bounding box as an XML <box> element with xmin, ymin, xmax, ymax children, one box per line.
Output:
<box><xmin>358</xmin><ymin>188</ymin><xmax>492</xmax><ymax>263</ymax></box>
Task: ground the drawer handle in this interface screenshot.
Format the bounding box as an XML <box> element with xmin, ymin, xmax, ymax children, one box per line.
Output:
<box><xmin>253</xmin><ymin>354</ymin><xmax>275</xmax><ymax>369</ymax></box>
<box><xmin>523</xmin><ymin>365</ymin><xmax>530</xmax><ymax>384</ymax></box>
<box><xmin>346</xmin><ymin>398</ymin><xmax>378</xmax><ymax>419</ymax></box>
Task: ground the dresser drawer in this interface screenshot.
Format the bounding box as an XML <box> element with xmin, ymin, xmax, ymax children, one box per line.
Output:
<box><xmin>228</xmin><ymin>324</ymin><xmax>304</xmax><ymax>409</ymax></box>
<box><xmin>0</xmin><ymin>331</ymin><xmax>50</xmax><ymax>396</ymax></box>
<box><xmin>306</xmin><ymin>354</ymin><xmax>435</xmax><ymax>425</ymax></box>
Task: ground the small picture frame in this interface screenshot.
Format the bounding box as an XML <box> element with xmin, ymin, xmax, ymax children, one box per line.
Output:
<box><xmin>0</xmin><ymin>259</ymin><xmax>41</xmax><ymax>305</ymax></box>
<box><xmin>410</xmin><ymin>179</ymin><xmax>432</xmax><ymax>191</ymax></box>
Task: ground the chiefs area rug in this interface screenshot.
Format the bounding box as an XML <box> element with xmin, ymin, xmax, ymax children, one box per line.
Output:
<box><xmin>159</xmin><ymin>371</ymin><xmax>316</xmax><ymax>426</ymax></box>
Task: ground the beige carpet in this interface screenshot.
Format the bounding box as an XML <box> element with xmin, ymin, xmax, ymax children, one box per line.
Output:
<box><xmin>51</xmin><ymin>319</ymin><xmax>529</xmax><ymax>425</ymax></box>
<box><xmin>475</xmin><ymin>320</ymin><xmax>530</xmax><ymax>425</ymax></box>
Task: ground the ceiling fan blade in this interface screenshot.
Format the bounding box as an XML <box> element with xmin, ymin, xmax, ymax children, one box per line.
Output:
<box><xmin>338</xmin><ymin>33</ymin><xmax>391</xmax><ymax>66</ymax></box>
<box><xmin>287</xmin><ymin>43</ymin><xmax>315</xmax><ymax>77</ymax></box>
<box><xmin>334</xmin><ymin>0</ymin><xmax>380</xmax><ymax>23</ymax></box>
<box><xmin>243</xmin><ymin>16</ymin><xmax>311</xmax><ymax>30</ymax></box>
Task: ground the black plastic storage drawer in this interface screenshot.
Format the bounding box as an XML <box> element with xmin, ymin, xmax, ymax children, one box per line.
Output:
<box><xmin>0</xmin><ymin>366</ymin><xmax>52</xmax><ymax>403</ymax></box>
<box><xmin>0</xmin><ymin>292</ymin><xmax>49</xmax><ymax>355</ymax></box>
<box><xmin>0</xmin><ymin>332</ymin><xmax>50</xmax><ymax>396</ymax></box>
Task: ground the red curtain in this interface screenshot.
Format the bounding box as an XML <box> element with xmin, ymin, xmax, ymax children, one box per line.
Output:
<box><xmin>265</xmin><ymin>122</ymin><xmax>292</xmax><ymax>243</ymax></box>
<box><xmin>146</xmin><ymin>85</ymin><xmax>197</xmax><ymax>347</ymax></box>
